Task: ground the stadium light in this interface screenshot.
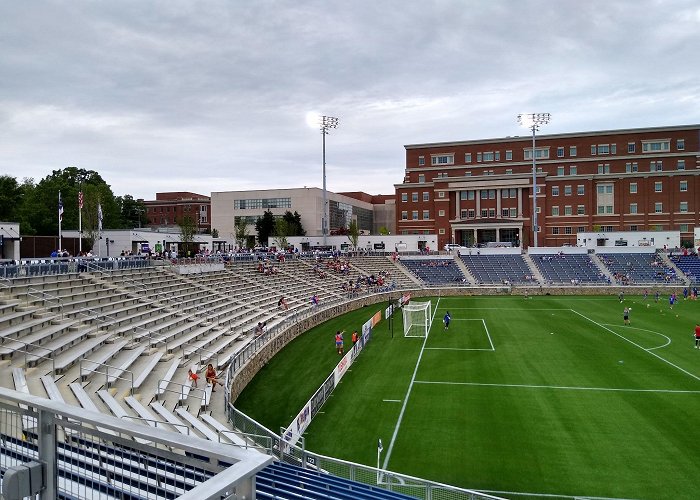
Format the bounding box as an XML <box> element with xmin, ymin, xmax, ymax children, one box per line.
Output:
<box><xmin>308</xmin><ymin>113</ymin><xmax>340</xmax><ymax>246</ymax></box>
<box><xmin>517</xmin><ymin>113</ymin><xmax>551</xmax><ymax>247</ymax></box>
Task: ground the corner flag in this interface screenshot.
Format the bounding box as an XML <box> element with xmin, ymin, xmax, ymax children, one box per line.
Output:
<box><xmin>378</xmin><ymin>438</ymin><xmax>383</xmax><ymax>453</ymax></box>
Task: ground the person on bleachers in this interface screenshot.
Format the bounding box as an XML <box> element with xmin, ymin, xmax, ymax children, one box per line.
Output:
<box><xmin>188</xmin><ymin>367</ymin><xmax>199</xmax><ymax>388</ymax></box>
<box><xmin>205</xmin><ymin>363</ymin><xmax>224</xmax><ymax>391</ymax></box>
<box><xmin>278</xmin><ymin>296</ymin><xmax>289</xmax><ymax>311</ymax></box>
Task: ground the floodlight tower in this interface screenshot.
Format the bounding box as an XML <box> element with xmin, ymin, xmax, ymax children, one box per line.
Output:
<box><xmin>311</xmin><ymin>114</ymin><xmax>339</xmax><ymax>246</ymax></box>
<box><xmin>517</xmin><ymin>113</ymin><xmax>551</xmax><ymax>247</ymax></box>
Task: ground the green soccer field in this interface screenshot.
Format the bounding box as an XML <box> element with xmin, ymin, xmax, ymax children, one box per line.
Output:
<box><xmin>234</xmin><ymin>294</ymin><xmax>700</xmax><ymax>500</ymax></box>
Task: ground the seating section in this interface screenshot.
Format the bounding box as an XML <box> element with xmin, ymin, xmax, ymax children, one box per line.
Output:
<box><xmin>670</xmin><ymin>255</ymin><xmax>700</xmax><ymax>283</ymax></box>
<box><xmin>460</xmin><ymin>254</ymin><xmax>535</xmax><ymax>284</ymax></box>
<box><xmin>531</xmin><ymin>254</ymin><xmax>609</xmax><ymax>285</ymax></box>
<box><xmin>598</xmin><ymin>252</ymin><xmax>682</xmax><ymax>284</ymax></box>
<box><xmin>401</xmin><ymin>259</ymin><xmax>466</xmax><ymax>285</ymax></box>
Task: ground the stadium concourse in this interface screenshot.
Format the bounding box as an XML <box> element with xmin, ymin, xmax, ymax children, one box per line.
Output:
<box><xmin>0</xmin><ymin>248</ymin><xmax>696</xmax><ymax>499</ymax></box>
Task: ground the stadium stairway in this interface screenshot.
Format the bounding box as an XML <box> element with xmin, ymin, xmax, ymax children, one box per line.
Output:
<box><xmin>589</xmin><ymin>253</ymin><xmax>616</xmax><ymax>282</ymax></box>
<box><xmin>452</xmin><ymin>255</ymin><xmax>476</xmax><ymax>284</ymax></box>
<box><xmin>521</xmin><ymin>254</ymin><xmax>545</xmax><ymax>283</ymax></box>
<box><xmin>658</xmin><ymin>252</ymin><xmax>690</xmax><ymax>284</ymax></box>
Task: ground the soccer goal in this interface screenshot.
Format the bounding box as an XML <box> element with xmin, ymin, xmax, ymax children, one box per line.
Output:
<box><xmin>403</xmin><ymin>301</ymin><xmax>432</xmax><ymax>337</ymax></box>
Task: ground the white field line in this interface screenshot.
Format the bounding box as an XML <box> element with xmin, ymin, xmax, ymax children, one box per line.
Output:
<box><xmin>382</xmin><ymin>399</ymin><xmax>402</xmax><ymax>403</ymax></box>
<box><xmin>424</xmin><ymin>347</ymin><xmax>494</xmax><ymax>351</ymax></box>
<box><xmin>482</xmin><ymin>318</ymin><xmax>495</xmax><ymax>350</ymax></box>
<box><xmin>600</xmin><ymin>323</ymin><xmax>671</xmax><ymax>350</ymax></box>
<box><xmin>572</xmin><ymin>309</ymin><xmax>700</xmax><ymax>383</ymax></box>
<box><xmin>382</xmin><ymin>298</ymin><xmax>440</xmax><ymax>470</ymax></box>
<box><xmin>444</xmin><ymin>307</ymin><xmax>568</xmax><ymax>311</ymax></box>
<box><xmin>428</xmin><ymin>318</ymin><xmax>494</xmax><ymax>351</ymax></box>
<box><xmin>413</xmin><ymin>380</ymin><xmax>700</xmax><ymax>394</ymax></box>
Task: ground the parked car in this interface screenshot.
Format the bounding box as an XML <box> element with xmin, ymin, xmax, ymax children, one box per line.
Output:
<box><xmin>443</xmin><ymin>243</ymin><xmax>461</xmax><ymax>252</ymax></box>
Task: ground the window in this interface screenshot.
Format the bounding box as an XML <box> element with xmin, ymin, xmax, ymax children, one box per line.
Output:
<box><xmin>565</xmin><ymin>227</ymin><xmax>573</xmax><ymax>235</ymax></box>
<box><xmin>642</xmin><ymin>140</ymin><xmax>670</xmax><ymax>153</ymax></box>
<box><xmin>680</xmin><ymin>181</ymin><xmax>688</xmax><ymax>192</ymax></box>
<box><xmin>412</xmin><ymin>192</ymin><xmax>418</xmax><ymax>202</ymax></box>
<box><xmin>679</xmin><ymin>202</ymin><xmax>688</xmax><ymax>213</ymax></box>
<box><xmin>465</xmin><ymin>153</ymin><xmax>472</xmax><ymax>163</ymax></box>
<box><xmin>439</xmin><ymin>228</ymin><xmax>445</xmax><ymax>234</ymax></box>
<box><xmin>577</xmin><ymin>185</ymin><xmax>584</xmax><ymax>195</ymax></box>
<box><xmin>460</xmin><ymin>209</ymin><xmax>469</xmax><ymax>219</ymax></box>
<box><xmin>629</xmin><ymin>225</ymin><xmax>638</xmax><ymax>231</ymax></box>
<box><xmin>481</xmin><ymin>209</ymin><xmax>488</xmax><ymax>218</ymax></box>
<box><xmin>412</xmin><ymin>210</ymin><xmax>418</xmax><ymax>220</ymax></box>
<box><xmin>651</xmin><ymin>160</ymin><xmax>663</xmax><ymax>171</ymax></box>
<box><xmin>569</xmin><ymin>146</ymin><xmax>577</xmax><ymax>157</ymax></box>
<box><xmin>552</xmin><ymin>186</ymin><xmax>560</xmax><ymax>196</ymax></box>
<box><xmin>489</xmin><ymin>189</ymin><xmax>496</xmax><ymax>199</ymax></box>
<box><xmin>625</xmin><ymin>162</ymin><xmax>638</xmax><ymax>173</ymax></box>
<box><xmin>418</xmin><ymin>156</ymin><xmax>425</xmax><ymax>166</ymax></box>
<box><xmin>464</xmin><ymin>171</ymin><xmax>472</xmax><ymax>176</ymax></box>
<box><xmin>506</xmin><ymin>169</ymin><xmax>513</xmax><ymax>174</ymax></box>
<box><xmin>557</xmin><ymin>166</ymin><xmax>565</xmax><ymax>176</ymax></box>
<box><xmin>597</xmin><ymin>184</ymin><xmax>613</xmax><ymax>194</ymax></box>
<box><xmin>401</xmin><ymin>193</ymin><xmax>408</xmax><ymax>202</ymax></box>
<box><xmin>564</xmin><ymin>185</ymin><xmax>572</xmax><ymax>196</ymax></box>
<box><xmin>431</xmin><ymin>154</ymin><xmax>454</xmax><ymax>165</ymax></box>
<box><xmin>438</xmin><ymin>191</ymin><xmax>445</xmax><ymax>198</ymax></box>
<box><xmin>501</xmin><ymin>189</ymin><xmax>509</xmax><ymax>199</ymax></box>
<box><xmin>611</xmin><ymin>144</ymin><xmax>617</xmax><ymax>154</ymax></box>
<box><xmin>488</xmin><ymin>208</ymin><xmax>496</xmax><ymax>218</ymax></box>
<box><xmin>423</xmin><ymin>210</ymin><xmax>430</xmax><ymax>219</ymax></box>
<box><xmin>629</xmin><ymin>203</ymin><xmax>638</xmax><ymax>214</ymax></box>
<box><xmin>536</xmin><ymin>207</ymin><xmax>541</xmax><ymax>213</ymax></box>
<box><xmin>418</xmin><ymin>174</ymin><xmax>425</xmax><ymax>183</ymax></box>
<box><xmin>630</xmin><ymin>183</ymin><xmax>637</xmax><ymax>194</ymax></box>
<box><xmin>423</xmin><ymin>192</ymin><xmax>429</xmax><ymax>201</ymax></box>
<box><xmin>557</xmin><ymin>147</ymin><xmax>565</xmax><ymax>158</ymax></box>
<box><xmin>483</xmin><ymin>152</ymin><xmax>494</xmax><ymax>161</ymax></box>
<box><xmin>606</xmin><ymin>206</ymin><xmax>613</xmax><ymax>214</ymax></box>
<box><xmin>569</xmin><ymin>166</ymin><xmax>577</xmax><ymax>175</ymax></box>
<box><xmin>509</xmin><ymin>208</ymin><xmax>517</xmax><ymax>217</ymax></box>
<box><xmin>552</xmin><ymin>206</ymin><xmax>560</xmax><ymax>216</ymax></box>
<box><xmin>652</xmin><ymin>225</ymin><xmax>664</xmax><ymax>231</ymax></box>
<box><xmin>591</xmin><ymin>145</ymin><xmax>597</xmax><ymax>155</ymax></box>
<box><xmin>505</xmin><ymin>150</ymin><xmax>513</xmax><ymax>160</ymax></box>
<box><xmin>597</xmin><ymin>164</ymin><xmax>610</xmax><ymax>174</ymax></box>
<box><xmin>468</xmin><ymin>209</ymin><xmax>475</xmax><ymax>218</ymax></box>
<box><xmin>677</xmin><ymin>139</ymin><xmax>685</xmax><ymax>150</ymax></box>
<box><xmin>654</xmin><ymin>182</ymin><xmax>662</xmax><ymax>193</ymax></box>
<box><xmin>495</xmin><ymin>151</ymin><xmax>500</xmax><ymax>161</ymax></box>
<box><xmin>598</xmin><ymin>144</ymin><xmax>610</xmax><ymax>154</ymax></box>
<box><xmin>510</xmin><ymin>188</ymin><xmax>517</xmax><ymax>198</ymax></box>
<box><xmin>577</xmin><ymin>205</ymin><xmax>585</xmax><ymax>215</ymax></box>
<box><xmin>677</xmin><ymin>159</ymin><xmax>685</xmax><ymax>170</ymax></box>
<box><xmin>654</xmin><ymin>202</ymin><xmax>663</xmax><ymax>213</ymax></box>
<box><xmin>578</xmin><ymin>226</ymin><xmax>586</xmax><ymax>232</ymax></box>
<box><xmin>439</xmin><ymin>209</ymin><xmax>445</xmax><ymax>217</ymax></box>
<box><xmin>680</xmin><ymin>224</ymin><xmax>689</xmax><ymax>232</ymax></box>
<box><xmin>502</xmin><ymin>208</ymin><xmax>510</xmax><ymax>217</ymax></box>
<box><xmin>481</xmin><ymin>190</ymin><xmax>488</xmax><ymax>199</ymax></box>
<box><xmin>477</xmin><ymin>153</ymin><xmax>482</xmax><ymax>162</ymax></box>
<box><xmin>401</xmin><ymin>211</ymin><xmax>408</xmax><ymax>220</ymax></box>
<box><xmin>564</xmin><ymin>205</ymin><xmax>572</xmax><ymax>216</ymax></box>
<box><xmin>597</xmin><ymin>205</ymin><xmax>605</xmax><ymax>214</ymax></box>
<box><xmin>552</xmin><ymin>227</ymin><xmax>560</xmax><ymax>235</ymax></box>
<box><xmin>524</xmin><ymin>148</ymin><xmax>550</xmax><ymax>160</ymax></box>
<box><xmin>627</xmin><ymin>143</ymin><xmax>636</xmax><ymax>153</ymax></box>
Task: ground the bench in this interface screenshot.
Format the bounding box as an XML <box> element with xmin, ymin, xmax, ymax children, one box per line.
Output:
<box><xmin>132</xmin><ymin>350</ymin><xmax>164</xmax><ymax>390</ymax></box>
<box><xmin>49</xmin><ymin>331</ymin><xmax>112</xmax><ymax>373</ymax></box>
<box><xmin>200</xmin><ymin>413</ymin><xmax>247</xmax><ymax>446</ymax></box>
<box><xmin>106</xmin><ymin>345</ymin><xmax>146</xmax><ymax>385</ymax></box>
<box><xmin>97</xmin><ymin>390</ymin><xmax>150</xmax><ymax>444</ymax></box>
<box><xmin>174</xmin><ymin>407</ymin><xmax>231</xmax><ymax>443</ymax></box>
<box><xmin>40</xmin><ymin>375</ymin><xmax>65</xmax><ymax>403</ymax></box>
<box><xmin>156</xmin><ymin>356</ymin><xmax>182</xmax><ymax>397</ymax></box>
<box><xmin>149</xmin><ymin>401</ymin><xmax>190</xmax><ymax>436</ymax></box>
<box><xmin>79</xmin><ymin>339</ymin><xmax>130</xmax><ymax>380</ymax></box>
<box><xmin>12</xmin><ymin>367</ymin><xmax>37</xmax><ymax>431</ymax></box>
<box><xmin>68</xmin><ymin>382</ymin><xmax>114</xmax><ymax>435</ymax></box>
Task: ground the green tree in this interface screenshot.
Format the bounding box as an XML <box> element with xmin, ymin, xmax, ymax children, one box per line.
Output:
<box><xmin>116</xmin><ymin>195</ymin><xmax>147</xmax><ymax>228</ymax></box>
<box><xmin>282</xmin><ymin>211</ymin><xmax>306</xmax><ymax>236</ymax></box>
<box><xmin>233</xmin><ymin>218</ymin><xmax>249</xmax><ymax>249</ymax></box>
<box><xmin>255</xmin><ymin>210</ymin><xmax>275</xmax><ymax>246</ymax></box>
<box><xmin>0</xmin><ymin>175</ymin><xmax>23</xmax><ymax>222</ymax></box>
<box><xmin>211</xmin><ymin>228</ymin><xmax>219</xmax><ymax>239</ymax></box>
<box><xmin>379</xmin><ymin>226</ymin><xmax>390</xmax><ymax>235</ymax></box>
<box><xmin>179</xmin><ymin>215</ymin><xmax>196</xmax><ymax>256</ymax></box>
<box><xmin>273</xmin><ymin>218</ymin><xmax>291</xmax><ymax>250</ymax></box>
<box><xmin>347</xmin><ymin>219</ymin><xmax>360</xmax><ymax>250</ymax></box>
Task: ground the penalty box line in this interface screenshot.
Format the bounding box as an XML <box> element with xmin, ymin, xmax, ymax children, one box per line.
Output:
<box><xmin>425</xmin><ymin>318</ymin><xmax>494</xmax><ymax>351</ymax></box>
<box><xmin>413</xmin><ymin>380</ymin><xmax>700</xmax><ymax>395</ymax></box>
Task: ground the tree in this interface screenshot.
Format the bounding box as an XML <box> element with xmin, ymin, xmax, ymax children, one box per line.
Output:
<box><xmin>282</xmin><ymin>211</ymin><xmax>306</xmax><ymax>236</ymax></box>
<box><xmin>255</xmin><ymin>210</ymin><xmax>275</xmax><ymax>246</ymax></box>
<box><xmin>0</xmin><ymin>175</ymin><xmax>23</xmax><ymax>222</ymax></box>
<box><xmin>211</xmin><ymin>228</ymin><xmax>219</xmax><ymax>239</ymax></box>
<box><xmin>179</xmin><ymin>215</ymin><xmax>196</xmax><ymax>256</ymax></box>
<box><xmin>273</xmin><ymin>218</ymin><xmax>291</xmax><ymax>250</ymax></box>
<box><xmin>379</xmin><ymin>226</ymin><xmax>390</xmax><ymax>235</ymax></box>
<box><xmin>347</xmin><ymin>219</ymin><xmax>360</xmax><ymax>251</ymax></box>
<box><xmin>116</xmin><ymin>195</ymin><xmax>147</xmax><ymax>228</ymax></box>
<box><xmin>233</xmin><ymin>218</ymin><xmax>249</xmax><ymax>249</ymax></box>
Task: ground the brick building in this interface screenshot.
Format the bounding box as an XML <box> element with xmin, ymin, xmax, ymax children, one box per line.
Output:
<box><xmin>143</xmin><ymin>192</ymin><xmax>211</xmax><ymax>233</ymax></box>
<box><xmin>396</xmin><ymin>124</ymin><xmax>700</xmax><ymax>249</ymax></box>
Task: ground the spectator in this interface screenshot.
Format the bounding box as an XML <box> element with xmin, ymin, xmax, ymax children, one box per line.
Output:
<box><xmin>205</xmin><ymin>363</ymin><xmax>223</xmax><ymax>391</ymax></box>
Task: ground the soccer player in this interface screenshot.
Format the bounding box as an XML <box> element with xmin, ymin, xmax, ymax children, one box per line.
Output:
<box><xmin>618</xmin><ymin>291</ymin><xmax>624</xmax><ymax>303</ymax></box>
<box><xmin>623</xmin><ymin>307</ymin><xmax>630</xmax><ymax>325</ymax></box>
<box><xmin>443</xmin><ymin>311</ymin><xmax>451</xmax><ymax>330</ymax></box>
<box><xmin>654</xmin><ymin>291</ymin><xmax>660</xmax><ymax>303</ymax></box>
<box><xmin>695</xmin><ymin>323</ymin><xmax>700</xmax><ymax>349</ymax></box>
<box><xmin>335</xmin><ymin>330</ymin><xmax>344</xmax><ymax>355</ymax></box>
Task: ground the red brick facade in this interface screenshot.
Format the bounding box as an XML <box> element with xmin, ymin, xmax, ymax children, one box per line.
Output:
<box><xmin>143</xmin><ymin>192</ymin><xmax>211</xmax><ymax>233</ymax></box>
<box><xmin>396</xmin><ymin>124</ymin><xmax>700</xmax><ymax>248</ymax></box>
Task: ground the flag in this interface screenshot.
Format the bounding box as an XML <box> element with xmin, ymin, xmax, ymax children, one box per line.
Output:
<box><xmin>78</xmin><ymin>191</ymin><xmax>83</xmax><ymax>209</ymax></box>
<box><xmin>378</xmin><ymin>438</ymin><xmax>383</xmax><ymax>453</ymax></box>
<box><xmin>58</xmin><ymin>192</ymin><xmax>64</xmax><ymax>221</ymax></box>
<box><xmin>97</xmin><ymin>203</ymin><xmax>103</xmax><ymax>232</ymax></box>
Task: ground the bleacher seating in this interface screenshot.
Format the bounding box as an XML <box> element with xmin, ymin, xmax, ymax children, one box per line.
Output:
<box><xmin>531</xmin><ymin>254</ymin><xmax>609</xmax><ymax>285</ymax></box>
<box><xmin>670</xmin><ymin>255</ymin><xmax>700</xmax><ymax>283</ymax></box>
<box><xmin>460</xmin><ymin>254</ymin><xmax>535</xmax><ymax>285</ymax></box>
<box><xmin>401</xmin><ymin>258</ymin><xmax>466</xmax><ymax>285</ymax></box>
<box><xmin>598</xmin><ymin>252</ymin><xmax>682</xmax><ymax>284</ymax></box>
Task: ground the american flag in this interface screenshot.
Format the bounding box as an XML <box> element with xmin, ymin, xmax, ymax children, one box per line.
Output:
<box><xmin>58</xmin><ymin>192</ymin><xmax>64</xmax><ymax>221</ymax></box>
<box><xmin>97</xmin><ymin>203</ymin><xmax>103</xmax><ymax>232</ymax></box>
<box><xmin>78</xmin><ymin>191</ymin><xmax>83</xmax><ymax>209</ymax></box>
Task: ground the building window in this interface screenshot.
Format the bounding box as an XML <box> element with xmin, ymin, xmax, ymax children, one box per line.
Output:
<box><xmin>552</xmin><ymin>227</ymin><xmax>560</xmax><ymax>235</ymax></box>
<box><xmin>502</xmin><ymin>208</ymin><xmax>510</xmax><ymax>217</ymax></box>
<box><xmin>578</xmin><ymin>226</ymin><xmax>586</xmax><ymax>232</ymax></box>
<box><xmin>506</xmin><ymin>169</ymin><xmax>513</xmax><ymax>174</ymax></box>
<box><xmin>481</xmin><ymin>209</ymin><xmax>488</xmax><ymax>218</ymax></box>
<box><xmin>480</xmin><ymin>190</ymin><xmax>488</xmax><ymax>200</ymax></box>
<box><xmin>468</xmin><ymin>209</ymin><xmax>475</xmax><ymax>218</ymax></box>
<box><xmin>483</xmin><ymin>152</ymin><xmax>494</xmax><ymax>161</ymax></box>
<box><xmin>565</xmin><ymin>227</ymin><xmax>573</xmax><ymax>235</ymax></box>
<box><xmin>680</xmin><ymin>181</ymin><xmax>688</xmax><ymax>192</ymax></box>
<box><xmin>630</xmin><ymin>183</ymin><xmax>637</xmax><ymax>194</ymax></box>
<box><xmin>557</xmin><ymin>166</ymin><xmax>565</xmax><ymax>176</ymax></box>
<box><xmin>418</xmin><ymin>156</ymin><xmax>425</xmax><ymax>166</ymax></box>
<box><xmin>577</xmin><ymin>185</ymin><xmax>584</xmax><ymax>195</ymax></box>
<box><xmin>679</xmin><ymin>202</ymin><xmax>688</xmax><ymax>213</ymax></box>
<box><xmin>460</xmin><ymin>209</ymin><xmax>468</xmax><ymax>219</ymax></box>
<box><xmin>677</xmin><ymin>159</ymin><xmax>685</xmax><ymax>170</ymax></box>
<box><xmin>401</xmin><ymin>211</ymin><xmax>408</xmax><ymax>220</ymax></box>
<box><xmin>431</xmin><ymin>154</ymin><xmax>454</xmax><ymax>165</ymax></box>
<box><xmin>557</xmin><ymin>147</ymin><xmax>565</xmax><ymax>158</ymax></box>
<box><xmin>423</xmin><ymin>192</ymin><xmax>430</xmax><ymax>202</ymax></box>
<box><xmin>642</xmin><ymin>140</ymin><xmax>670</xmax><ymax>153</ymax></box>
<box><xmin>439</xmin><ymin>209</ymin><xmax>445</xmax><ymax>217</ymax></box>
<box><xmin>654</xmin><ymin>182</ymin><xmax>663</xmax><ymax>193</ymax></box>
<box><xmin>438</xmin><ymin>191</ymin><xmax>445</xmax><ymax>198</ymax></box>
<box><xmin>510</xmin><ymin>207</ymin><xmax>517</xmax><ymax>217</ymax></box>
<box><xmin>598</xmin><ymin>144</ymin><xmax>610</xmax><ymax>154</ymax></box>
<box><xmin>552</xmin><ymin>206</ymin><xmax>560</xmax><ymax>216</ymax></box>
<box><xmin>564</xmin><ymin>185</ymin><xmax>572</xmax><ymax>196</ymax></box>
<box><xmin>680</xmin><ymin>224</ymin><xmax>689</xmax><ymax>232</ymax></box>
<box><xmin>629</xmin><ymin>203</ymin><xmax>638</xmax><ymax>214</ymax></box>
<box><xmin>577</xmin><ymin>205</ymin><xmax>585</xmax><ymax>215</ymax></box>
<box><xmin>401</xmin><ymin>193</ymin><xmax>408</xmax><ymax>202</ymax></box>
<box><xmin>505</xmin><ymin>150</ymin><xmax>513</xmax><ymax>160</ymax></box>
<box><xmin>439</xmin><ymin>228</ymin><xmax>445</xmax><ymax>234</ymax></box>
<box><xmin>606</xmin><ymin>206</ymin><xmax>613</xmax><ymax>214</ymax></box>
<box><xmin>552</xmin><ymin>186</ymin><xmax>559</xmax><ymax>196</ymax></box>
<box><xmin>597</xmin><ymin>164</ymin><xmax>610</xmax><ymax>174</ymax></box>
<box><xmin>569</xmin><ymin>166</ymin><xmax>577</xmax><ymax>175</ymax></box>
<box><xmin>488</xmin><ymin>208</ymin><xmax>496</xmax><ymax>218</ymax></box>
<box><xmin>597</xmin><ymin>184</ymin><xmax>613</xmax><ymax>194</ymax></box>
<box><xmin>654</xmin><ymin>202</ymin><xmax>663</xmax><ymax>213</ymax></box>
<box><xmin>418</xmin><ymin>174</ymin><xmax>425</xmax><ymax>183</ymax></box>
<box><xmin>477</xmin><ymin>153</ymin><xmax>482</xmax><ymax>162</ymax></box>
<box><xmin>524</xmin><ymin>148</ymin><xmax>549</xmax><ymax>160</ymax></box>
<box><xmin>412</xmin><ymin>210</ymin><xmax>418</xmax><ymax>220</ymax></box>
<box><xmin>625</xmin><ymin>162</ymin><xmax>638</xmax><ymax>173</ymax></box>
<box><xmin>465</xmin><ymin>153</ymin><xmax>472</xmax><ymax>163</ymax></box>
<box><xmin>495</xmin><ymin>151</ymin><xmax>501</xmax><ymax>161</ymax></box>
<box><xmin>629</xmin><ymin>225</ymin><xmax>638</xmax><ymax>231</ymax></box>
<box><xmin>591</xmin><ymin>145</ymin><xmax>597</xmax><ymax>155</ymax></box>
<box><xmin>677</xmin><ymin>139</ymin><xmax>685</xmax><ymax>150</ymax></box>
<box><xmin>423</xmin><ymin>210</ymin><xmax>430</xmax><ymax>219</ymax></box>
<box><xmin>627</xmin><ymin>143</ymin><xmax>635</xmax><ymax>153</ymax></box>
<box><xmin>564</xmin><ymin>206</ymin><xmax>572</xmax><ymax>216</ymax></box>
<box><xmin>651</xmin><ymin>160</ymin><xmax>663</xmax><ymax>172</ymax></box>
<box><xmin>569</xmin><ymin>146</ymin><xmax>577</xmax><ymax>157</ymax></box>
<box><xmin>489</xmin><ymin>189</ymin><xmax>496</xmax><ymax>199</ymax></box>
<box><xmin>597</xmin><ymin>205</ymin><xmax>604</xmax><ymax>214</ymax></box>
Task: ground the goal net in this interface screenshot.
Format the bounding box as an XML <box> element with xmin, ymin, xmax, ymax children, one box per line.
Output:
<box><xmin>403</xmin><ymin>301</ymin><xmax>432</xmax><ymax>337</ymax></box>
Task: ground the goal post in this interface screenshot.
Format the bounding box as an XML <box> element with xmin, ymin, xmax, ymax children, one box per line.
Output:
<box><xmin>403</xmin><ymin>301</ymin><xmax>432</xmax><ymax>337</ymax></box>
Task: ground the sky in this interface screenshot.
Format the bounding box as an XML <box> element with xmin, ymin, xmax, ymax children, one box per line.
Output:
<box><xmin>1</xmin><ymin>0</ymin><xmax>699</xmax><ymax>200</ymax></box>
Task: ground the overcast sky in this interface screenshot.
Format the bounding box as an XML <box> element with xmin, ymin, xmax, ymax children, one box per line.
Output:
<box><xmin>1</xmin><ymin>0</ymin><xmax>699</xmax><ymax>200</ymax></box>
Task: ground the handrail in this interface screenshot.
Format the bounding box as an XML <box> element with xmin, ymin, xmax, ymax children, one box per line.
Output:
<box><xmin>79</xmin><ymin>359</ymin><xmax>135</xmax><ymax>393</ymax></box>
<box><xmin>2</xmin><ymin>338</ymin><xmax>56</xmax><ymax>374</ymax></box>
<box><xmin>120</xmin><ymin>414</ymin><xmax>191</xmax><ymax>435</ymax></box>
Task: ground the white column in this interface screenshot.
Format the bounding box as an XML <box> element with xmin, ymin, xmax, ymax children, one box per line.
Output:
<box><xmin>517</xmin><ymin>188</ymin><xmax>523</xmax><ymax>216</ymax></box>
<box><xmin>497</xmin><ymin>189</ymin><xmax>502</xmax><ymax>215</ymax></box>
<box><xmin>476</xmin><ymin>190</ymin><xmax>481</xmax><ymax>214</ymax></box>
<box><xmin>455</xmin><ymin>191</ymin><xmax>461</xmax><ymax>219</ymax></box>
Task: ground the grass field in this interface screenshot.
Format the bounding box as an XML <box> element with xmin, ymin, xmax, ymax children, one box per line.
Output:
<box><xmin>235</xmin><ymin>294</ymin><xmax>700</xmax><ymax>500</ymax></box>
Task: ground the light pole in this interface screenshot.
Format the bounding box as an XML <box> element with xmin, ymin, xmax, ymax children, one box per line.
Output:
<box><xmin>517</xmin><ymin>113</ymin><xmax>551</xmax><ymax>247</ymax></box>
<box><xmin>309</xmin><ymin>114</ymin><xmax>339</xmax><ymax>247</ymax></box>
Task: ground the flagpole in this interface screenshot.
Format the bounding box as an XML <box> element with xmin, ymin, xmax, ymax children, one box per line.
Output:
<box><xmin>376</xmin><ymin>438</ymin><xmax>383</xmax><ymax>485</ymax></box>
<box><xmin>78</xmin><ymin>191</ymin><xmax>83</xmax><ymax>254</ymax></box>
<box><xmin>58</xmin><ymin>190</ymin><xmax>62</xmax><ymax>253</ymax></box>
